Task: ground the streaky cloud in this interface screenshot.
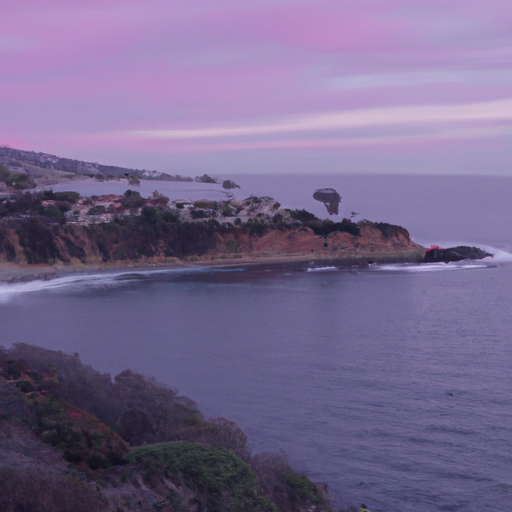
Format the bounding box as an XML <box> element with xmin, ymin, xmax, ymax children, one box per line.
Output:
<box><xmin>119</xmin><ymin>98</ymin><xmax>512</xmax><ymax>140</ymax></box>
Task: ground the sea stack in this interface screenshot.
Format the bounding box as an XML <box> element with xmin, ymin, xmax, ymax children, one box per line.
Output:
<box><xmin>313</xmin><ymin>188</ymin><xmax>341</xmax><ymax>215</ymax></box>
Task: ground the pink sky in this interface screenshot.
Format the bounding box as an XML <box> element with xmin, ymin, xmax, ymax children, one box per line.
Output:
<box><xmin>1</xmin><ymin>0</ymin><xmax>512</xmax><ymax>175</ymax></box>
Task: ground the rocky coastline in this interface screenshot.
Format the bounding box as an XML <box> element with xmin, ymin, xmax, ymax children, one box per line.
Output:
<box><xmin>424</xmin><ymin>245</ymin><xmax>492</xmax><ymax>263</ymax></box>
<box><xmin>0</xmin><ymin>185</ymin><xmax>496</xmax><ymax>285</ymax></box>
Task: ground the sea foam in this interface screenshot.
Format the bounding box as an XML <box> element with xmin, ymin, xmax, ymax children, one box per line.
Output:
<box><xmin>0</xmin><ymin>267</ymin><xmax>240</xmax><ymax>302</ymax></box>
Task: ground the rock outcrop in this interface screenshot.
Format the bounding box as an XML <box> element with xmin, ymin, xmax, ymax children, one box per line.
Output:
<box><xmin>424</xmin><ymin>246</ymin><xmax>492</xmax><ymax>262</ymax></box>
<box><xmin>313</xmin><ymin>188</ymin><xmax>341</xmax><ymax>215</ymax></box>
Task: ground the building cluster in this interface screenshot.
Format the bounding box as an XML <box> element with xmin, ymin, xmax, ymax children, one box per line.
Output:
<box><xmin>61</xmin><ymin>193</ymin><xmax>284</xmax><ymax>226</ymax></box>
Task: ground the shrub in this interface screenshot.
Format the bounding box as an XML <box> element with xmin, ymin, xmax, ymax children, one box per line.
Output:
<box><xmin>141</xmin><ymin>205</ymin><xmax>158</xmax><ymax>223</ymax></box>
<box><xmin>251</xmin><ymin>452</ymin><xmax>334</xmax><ymax>512</ymax></box>
<box><xmin>191</xmin><ymin>209</ymin><xmax>206</xmax><ymax>219</ymax></box>
<box><xmin>43</xmin><ymin>207</ymin><xmax>64</xmax><ymax>219</ymax></box>
<box><xmin>242</xmin><ymin>219</ymin><xmax>268</xmax><ymax>236</ymax></box>
<box><xmin>128</xmin><ymin>441</ymin><xmax>275</xmax><ymax>512</ymax></box>
<box><xmin>120</xmin><ymin>189</ymin><xmax>145</xmax><ymax>208</ymax></box>
<box><xmin>308</xmin><ymin>218</ymin><xmax>360</xmax><ymax>237</ymax></box>
<box><xmin>289</xmin><ymin>209</ymin><xmax>318</xmax><ymax>223</ymax></box>
<box><xmin>87</xmin><ymin>205</ymin><xmax>106</xmax><ymax>215</ymax></box>
<box><xmin>151</xmin><ymin>191</ymin><xmax>169</xmax><ymax>205</ymax></box>
<box><xmin>0</xmin><ymin>165</ymin><xmax>10</xmax><ymax>181</ymax></box>
<box><xmin>55</xmin><ymin>191</ymin><xmax>80</xmax><ymax>203</ymax></box>
<box><xmin>0</xmin><ymin>192</ymin><xmax>44</xmax><ymax>217</ymax></box>
<box><xmin>0</xmin><ymin>468</ymin><xmax>109</xmax><ymax>512</ymax></box>
<box><xmin>41</xmin><ymin>190</ymin><xmax>80</xmax><ymax>203</ymax></box>
<box><xmin>6</xmin><ymin>172</ymin><xmax>36</xmax><ymax>190</ymax></box>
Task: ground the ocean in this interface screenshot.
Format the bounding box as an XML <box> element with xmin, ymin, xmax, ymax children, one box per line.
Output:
<box><xmin>3</xmin><ymin>174</ymin><xmax>512</xmax><ymax>511</ymax></box>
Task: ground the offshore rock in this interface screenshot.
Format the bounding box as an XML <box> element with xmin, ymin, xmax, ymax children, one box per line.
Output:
<box><xmin>195</xmin><ymin>174</ymin><xmax>217</xmax><ymax>184</ymax></box>
<box><xmin>222</xmin><ymin>180</ymin><xmax>240</xmax><ymax>190</ymax></box>
<box><xmin>313</xmin><ymin>188</ymin><xmax>341</xmax><ymax>215</ymax></box>
<box><xmin>424</xmin><ymin>246</ymin><xmax>492</xmax><ymax>262</ymax></box>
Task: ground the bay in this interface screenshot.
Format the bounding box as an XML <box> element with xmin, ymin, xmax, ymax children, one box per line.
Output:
<box><xmin>3</xmin><ymin>174</ymin><xmax>512</xmax><ymax>511</ymax></box>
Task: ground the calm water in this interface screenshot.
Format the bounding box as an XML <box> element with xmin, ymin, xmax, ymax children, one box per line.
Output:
<box><xmin>3</xmin><ymin>175</ymin><xmax>512</xmax><ymax>511</ymax></box>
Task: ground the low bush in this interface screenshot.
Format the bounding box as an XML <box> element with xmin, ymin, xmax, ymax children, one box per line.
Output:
<box><xmin>251</xmin><ymin>452</ymin><xmax>334</xmax><ymax>512</ymax></box>
<box><xmin>120</xmin><ymin>189</ymin><xmax>145</xmax><ymax>208</ymax></box>
<box><xmin>0</xmin><ymin>468</ymin><xmax>108</xmax><ymax>512</ymax></box>
<box><xmin>1</xmin><ymin>169</ymin><xmax>36</xmax><ymax>190</ymax></box>
<box><xmin>289</xmin><ymin>209</ymin><xmax>318</xmax><ymax>223</ymax></box>
<box><xmin>308</xmin><ymin>218</ymin><xmax>360</xmax><ymax>237</ymax></box>
<box><xmin>129</xmin><ymin>441</ymin><xmax>276</xmax><ymax>512</ymax></box>
<box><xmin>41</xmin><ymin>190</ymin><xmax>80</xmax><ymax>203</ymax></box>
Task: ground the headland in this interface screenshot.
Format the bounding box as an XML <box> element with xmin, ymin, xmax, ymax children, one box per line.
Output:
<box><xmin>0</xmin><ymin>189</ymin><xmax>425</xmax><ymax>283</ymax></box>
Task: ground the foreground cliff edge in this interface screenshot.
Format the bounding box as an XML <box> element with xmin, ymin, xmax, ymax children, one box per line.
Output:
<box><xmin>0</xmin><ymin>343</ymin><xmax>354</xmax><ymax>512</ymax></box>
<box><xmin>0</xmin><ymin>190</ymin><xmax>426</xmax><ymax>280</ymax></box>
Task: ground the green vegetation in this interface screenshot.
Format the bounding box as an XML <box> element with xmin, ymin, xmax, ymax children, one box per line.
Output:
<box><xmin>289</xmin><ymin>208</ymin><xmax>318</xmax><ymax>223</ymax></box>
<box><xmin>289</xmin><ymin>209</ymin><xmax>360</xmax><ymax>237</ymax></box>
<box><xmin>0</xmin><ymin>165</ymin><xmax>36</xmax><ymax>190</ymax></box>
<box><xmin>32</xmin><ymin>396</ymin><xmax>128</xmax><ymax>469</ymax></box>
<box><xmin>129</xmin><ymin>442</ymin><xmax>275</xmax><ymax>512</ymax></box>
<box><xmin>151</xmin><ymin>190</ymin><xmax>170</xmax><ymax>205</ymax></box>
<box><xmin>0</xmin><ymin>190</ymin><xmax>78</xmax><ymax>219</ymax></box>
<box><xmin>120</xmin><ymin>189</ymin><xmax>145</xmax><ymax>208</ymax></box>
<box><xmin>0</xmin><ymin>343</ymin><xmax>340</xmax><ymax>512</ymax></box>
<box><xmin>41</xmin><ymin>190</ymin><xmax>80</xmax><ymax>203</ymax></box>
<box><xmin>0</xmin><ymin>165</ymin><xmax>10</xmax><ymax>182</ymax></box>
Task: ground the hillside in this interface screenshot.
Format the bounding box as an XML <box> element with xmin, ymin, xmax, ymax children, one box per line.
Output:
<box><xmin>0</xmin><ymin>146</ymin><xmax>194</xmax><ymax>186</ymax></box>
<box><xmin>0</xmin><ymin>343</ymin><xmax>344</xmax><ymax>512</ymax></box>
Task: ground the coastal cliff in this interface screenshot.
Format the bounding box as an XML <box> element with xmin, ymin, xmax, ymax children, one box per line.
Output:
<box><xmin>0</xmin><ymin>214</ymin><xmax>424</xmax><ymax>272</ymax></box>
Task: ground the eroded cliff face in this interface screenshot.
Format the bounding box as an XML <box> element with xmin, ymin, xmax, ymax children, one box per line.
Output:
<box><xmin>211</xmin><ymin>224</ymin><xmax>424</xmax><ymax>263</ymax></box>
<box><xmin>0</xmin><ymin>220</ymin><xmax>425</xmax><ymax>269</ymax></box>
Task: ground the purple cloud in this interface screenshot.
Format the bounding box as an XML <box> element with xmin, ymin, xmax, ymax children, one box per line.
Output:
<box><xmin>1</xmin><ymin>1</ymin><xmax>512</xmax><ymax>174</ymax></box>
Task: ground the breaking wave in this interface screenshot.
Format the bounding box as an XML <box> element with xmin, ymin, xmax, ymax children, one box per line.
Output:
<box><xmin>0</xmin><ymin>267</ymin><xmax>243</xmax><ymax>302</ymax></box>
<box><xmin>478</xmin><ymin>245</ymin><xmax>512</xmax><ymax>263</ymax></box>
<box><xmin>373</xmin><ymin>244</ymin><xmax>512</xmax><ymax>273</ymax></box>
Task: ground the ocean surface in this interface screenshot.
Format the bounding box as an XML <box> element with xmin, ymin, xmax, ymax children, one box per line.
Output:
<box><xmin>4</xmin><ymin>174</ymin><xmax>512</xmax><ymax>511</ymax></box>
